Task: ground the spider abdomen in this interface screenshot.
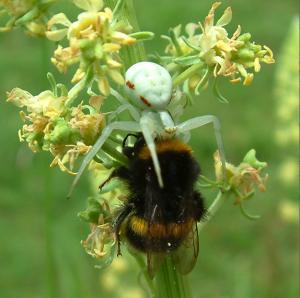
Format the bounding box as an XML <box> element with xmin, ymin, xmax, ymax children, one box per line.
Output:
<box><xmin>125</xmin><ymin>62</ymin><xmax>173</xmax><ymax>110</ymax></box>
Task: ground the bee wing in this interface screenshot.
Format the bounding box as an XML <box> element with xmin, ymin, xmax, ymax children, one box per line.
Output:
<box><xmin>171</xmin><ymin>221</ymin><xmax>199</xmax><ymax>275</ymax></box>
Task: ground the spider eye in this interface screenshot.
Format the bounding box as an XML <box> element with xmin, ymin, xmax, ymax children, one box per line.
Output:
<box><xmin>125</xmin><ymin>62</ymin><xmax>173</xmax><ymax>110</ymax></box>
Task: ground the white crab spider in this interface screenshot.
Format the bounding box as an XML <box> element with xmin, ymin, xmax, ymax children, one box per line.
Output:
<box><xmin>69</xmin><ymin>62</ymin><xmax>226</xmax><ymax>195</ymax></box>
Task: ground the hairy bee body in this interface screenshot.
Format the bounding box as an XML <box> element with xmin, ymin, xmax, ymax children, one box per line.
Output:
<box><xmin>112</xmin><ymin>135</ymin><xmax>206</xmax><ymax>255</ymax></box>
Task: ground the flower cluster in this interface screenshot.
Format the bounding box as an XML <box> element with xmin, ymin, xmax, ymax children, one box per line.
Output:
<box><xmin>7</xmin><ymin>84</ymin><xmax>105</xmax><ymax>174</ymax></box>
<box><xmin>214</xmin><ymin>149</ymin><xmax>268</xmax><ymax>204</ymax></box>
<box><xmin>79</xmin><ymin>160</ymin><xmax>128</xmax><ymax>263</ymax></box>
<box><xmin>162</xmin><ymin>2</ymin><xmax>274</xmax><ymax>95</ymax></box>
<box><xmin>0</xmin><ymin>0</ymin><xmax>56</xmax><ymax>36</ymax></box>
<box><xmin>80</xmin><ymin>198</ymin><xmax>116</xmax><ymax>260</ymax></box>
<box><xmin>46</xmin><ymin>0</ymin><xmax>137</xmax><ymax>96</ymax></box>
<box><xmin>4</xmin><ymin>0</ymin><xmax>274</xmax><ymax>273</ymax></box>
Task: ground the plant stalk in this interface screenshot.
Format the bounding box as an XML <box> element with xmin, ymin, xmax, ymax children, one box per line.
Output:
<box><xmin>173</xmin><ymin>62</ymin><xmax>204</xmax><ymax>87</ymax></box>
<box><xmin>155</xmin><ymin>257</ymin><xmax>191</xmax><ymax>298</ymax></box>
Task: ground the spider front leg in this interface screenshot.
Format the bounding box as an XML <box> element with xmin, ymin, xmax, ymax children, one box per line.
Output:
<box><xmin>176</xmin><ymin>115</ymin><xmax>227</xmax><ymax>180</ymax></box>
<box><xmin>68</xmin><ymin>121</ymin><xmax>141</xmax><ymax>197</ymax></box>
<box><xmin>140</xmin><ymin>112</ymin><xmax>164</xmax><ymax>188</ymax></box>
<box><xmin>158</xmin><ymin>111</ymin><xmax>177</xmax><ymax>135</ymax></box>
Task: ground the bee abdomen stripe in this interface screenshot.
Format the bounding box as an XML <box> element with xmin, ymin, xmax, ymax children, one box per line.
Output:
<box><xmin>129</xmin><ymin>215</ymin><xmax>193</xmax><ymax>238</ymax></box>
<box><xmin>138</xmin><ymin>139</ymin><xmax>192</xmax><ymax>160</ymax></box>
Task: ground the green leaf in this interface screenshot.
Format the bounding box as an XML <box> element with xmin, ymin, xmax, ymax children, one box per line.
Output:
<box><xmin>195</xmin><ymin>67</ymin><xmax>209</xmax><ymax>95</ymax></box>
<box><xmin>130</xmin><ymin>31</ymin><xmax>155</xmax><ymax>41</ymax></box>
<box><xmin>174</xmin><ymin>55</ymin><xmax>201</xmax><ymax>66</ymax></box>
<box><xmin>47</xmin><ymin>72</ymin><xmax>58</xmax><ymax>96</ymax></box>
<box><xmin>169</xmin><ymin>28</ymin><xmax>184</xmax><ymax>56</ymax></box>
<box><xmin>113</xmin><ymin>0</ymin><xmax>126</xmax><ymax>15</ymax></box>
<box><xmin>239</xmin><ymin>202</ymin><xmax>261</xmax><ymax>220</ymax></box>
<box><xmin>182</xmin><ymin>36</ymin><xmax>201</xmax><ymax>52</ymax></box>
<box><xmin>213</xmin><ymin>78</ymin><xmax>229</xmax><ymax>103</ymax></box>
<box><xmin>243</xmin><ymin>149</ymin><xmax>267</xmax><ymax>169</ymax></box>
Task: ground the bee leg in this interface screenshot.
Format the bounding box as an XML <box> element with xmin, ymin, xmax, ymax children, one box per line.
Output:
<box><xmin>116</xmin><ymin>234</ymin><xmax>122</xmax><ymax>257</ymax></box>
<box><xmin>98</xmin><ymin>165</ymin><xmax>130</xmax><ymax>189</ymax></box>
<box><xmin>98</xmin><ymin>171</ymin><xmax>116</xmax><ymax>190</ymax></box>
<box><xmin>113</xmin><ymin>203</ymin><xmax>135</xmax><ymax>256</ymax></box>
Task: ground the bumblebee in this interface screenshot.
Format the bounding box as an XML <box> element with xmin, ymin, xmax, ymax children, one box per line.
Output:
<box><xmin>103</xmin><ymin>134</ymin><xmax>206</xmax><ymax>277</ymax></box>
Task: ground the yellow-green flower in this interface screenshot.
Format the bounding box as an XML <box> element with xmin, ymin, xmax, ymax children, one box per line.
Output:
<box><xmin>80</xmin><ymin>162</ymin><xmax>117</xmax><ymax>258</ymax></box>
<box><xmin>164</xmin><ymin>2</ymin><xmax>275</xmax><ymax>92</ymax></box>
<box><xmin>46</xmin><ymin>0</ymin><xmax>136</xmax><ymax>96</ymax></box>
<box><xmin>7</xmin><ymin>86</ymin><xmax>105</xmax><ymax>174</ymax></box>
<box><xmin>69</xmin><ymin>103</ymin><xmax>105</xmax><ymax>145</ymax></box>
<box><xmin>0</xmin><ymin>0</ymin><xmax>56</xmax><ymax>36</ymax></box>
<box><xmin>214</xmin><ymin>149</ymin><xmax>268</xmax><ymax>203</ymax></box>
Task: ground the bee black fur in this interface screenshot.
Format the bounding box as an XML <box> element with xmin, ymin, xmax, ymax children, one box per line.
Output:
<box><xmin>108</xmin><ymin>134</ymin><xmax>206</xmax><ymax>270</ymax></box>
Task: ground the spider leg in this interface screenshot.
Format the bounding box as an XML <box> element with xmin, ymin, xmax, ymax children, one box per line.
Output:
<box><xmin>140</xmin><ymin>114</ymin><xmax>164</xmax><ymax>188</ymax></box>
<box><xmin>110</xmin><ymin>88</ymin><xmax>140</xmax><ymax>121</ymax></box>
<box><xmin>176</xmin><ymin>115</ymin><xmax>227</xmax><ymax>179</ymax></box>
<box><xmin>68</xmin><ymin>121</ymin><xmax>141</xmax><ymax>197</ymax></box>
<box><xmin>158</xmin><ymin>111</ymin><xmax>176</xmax><ymax>134</ymax></box>
<box><xmin>107</xmin><ymin>103</ymin><xmax>140</xmax><ymax>123</ymax></box>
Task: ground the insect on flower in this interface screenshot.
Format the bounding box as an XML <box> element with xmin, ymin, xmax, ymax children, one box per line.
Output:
<box><xmin>69</xmin><ymin>62</ymin><xmax>227</xmax><ymax>196</ymax></box>
<box><xmin>102</xmin><ymin>133</ymin><xmax>207</xmax><ymax>277</ymax></box>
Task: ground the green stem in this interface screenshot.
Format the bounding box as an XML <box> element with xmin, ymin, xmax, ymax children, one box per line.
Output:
<box><xmin>166</xmin><ymin>62</ymin><xmax>181</xmax><ymax>73</ymax></box>
<box><xmin>155</xmin><ymin>257</ymin><xmax>191</xmax><ymax>298</ymax></box>
<box><xmin>198</xmin><ymin>191</ymin><xmax>226</xmax><ymax>232</ymax></box>
<box><xmin>173</xmin><ymin>62</ymin><xmax>204</xmax><ymax>88</ymax></box>
<box><xmin>105</xmin><ymin>0</ymin><xmax>147</xmax><ymax>65</ymax></box>
<box><xmin>131</xmin><ymin>253</ymin><xmax>156</xmax><ymax>296</ymax></box>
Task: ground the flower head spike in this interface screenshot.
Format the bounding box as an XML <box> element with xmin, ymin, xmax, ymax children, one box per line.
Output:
<box><xmin>80</xmin><ymin>197</ymin><xmax>116</xmax><ymax>261</ymax></box>
<box><xmin>46</xmin><ymin>1</ymin><xmax>137</xmax><ymax>96</ymax></box>
<box><xmin>0</xmin><ymin>0</ymin><xmax>57</xmax><ymax>36</ymax></box>
<box><xmin>73</xmin><ymin>0</ymin><xmax>104</xmax><ymax>12</ymax></box>
<box><xmin>162</xmin><ymin>2</ymin><xmax>275</xmax><ymax>96</ymax></box>
<box><xmin>7</xmin><ymin>80</ymin><xmax>105</xmax><ymax>174</ymax></box>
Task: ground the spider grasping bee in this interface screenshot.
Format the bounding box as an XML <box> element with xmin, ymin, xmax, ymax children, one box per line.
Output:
<box><xmin>69</xmin><ymin>61</ymin><xmax>226</xmax><ymax>195</ymax></box>
<box><xmin>104</xmin><ymin>133</ymin><xmax>206</xmax><ymax>277</ymax></box>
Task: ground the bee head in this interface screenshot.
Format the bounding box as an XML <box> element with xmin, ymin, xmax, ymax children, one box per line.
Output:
<box><xmin>122</xmin><ymin>133</ymin><xmax>145</xmax><ymax>159</ymax></box>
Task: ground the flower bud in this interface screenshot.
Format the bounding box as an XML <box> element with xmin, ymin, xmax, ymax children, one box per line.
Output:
<box><xmin>47</xmin><ymin>118</ymin><xmax>80</xmax><ymax>145</ymax></box>
<box><xmin>243</xmin><ymin>149</ymin><xmax>267</xmax><ymax>169</ymax></box>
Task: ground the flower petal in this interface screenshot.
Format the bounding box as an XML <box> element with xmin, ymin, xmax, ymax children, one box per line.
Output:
<box><xmin>48</xmin><ymin>13</ymin><xmax>71</xmax><ymax>29</ymax></box>
<box><xmin>73</xmin><ymin>0</ymin><xmax>103</xmax><ymax>12</ymax></box>
<box><xmin>46</xmin><ymin>28</ymin><xmax>68</xmax><ymax>41</ymax></box>
<box><xmin>216</xmin><ymin>7</ymin><xmax>232</xmax><ymax>27</ymax></box>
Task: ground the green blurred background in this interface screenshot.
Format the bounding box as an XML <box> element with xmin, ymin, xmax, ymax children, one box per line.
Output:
<box><xmin>0</xmin><ymin>1</ymin><xmax>298</xmax><ymax>298</ymax></box>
